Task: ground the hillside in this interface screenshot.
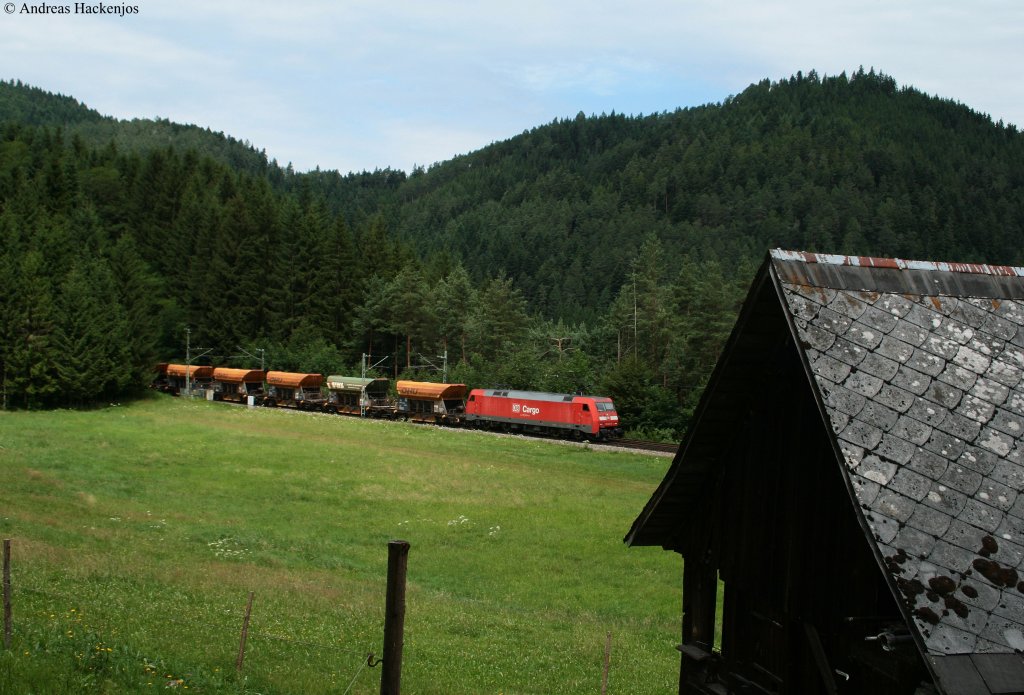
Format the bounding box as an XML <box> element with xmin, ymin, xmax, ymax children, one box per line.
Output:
<box><xmin>386</xmin><ymin>69</ymin><xmax>1024</xmax><ymax>322</ymax></box>
<box><xmin>0</xmin><ymin>79</ymin><xmax>273</xmax><ymax>177</ymax></box>
<box><xmin>0</xmin><ymin>396</ymin><xmax>681</xmax><ymax>693</ymax></box>
<box><xmin>1</xmin><ymin>70</ymin><xmax>1023</xmax><ymax>435</ymax></box>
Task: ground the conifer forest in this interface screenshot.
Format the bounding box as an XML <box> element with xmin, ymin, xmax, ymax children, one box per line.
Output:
<box><xmin>2</xmin><ymin>70</ymin><xmax>1023</xmax><ymax>437</ymax></box>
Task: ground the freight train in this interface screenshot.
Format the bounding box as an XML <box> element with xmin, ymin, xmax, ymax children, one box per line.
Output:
<box><xmin>154</xmin><ymin>364</ymin><xmax>623</xmax><ymax>441</ymax></box>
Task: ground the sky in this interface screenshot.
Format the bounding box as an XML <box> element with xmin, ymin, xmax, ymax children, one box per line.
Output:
<box><xmin>1</xmin><ymin>0</ymin><xmax>1022</xmax><ymax>175</ymax></box>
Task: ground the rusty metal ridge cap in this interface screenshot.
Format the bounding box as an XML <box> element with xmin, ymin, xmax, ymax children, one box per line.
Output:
<box><xmin>770</xmin><ymin>249</ymin><xmax>1024</xmax><ymax>278</ymax></box>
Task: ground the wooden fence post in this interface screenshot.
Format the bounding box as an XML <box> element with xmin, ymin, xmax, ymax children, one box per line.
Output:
<box><xmin>236</xmin><ymin>591</ymin><xmax>255</xmax><ymax>673</ymax></box>
<box><xmin>601</xmin><ymin>631</ymin><xmax>612</xmax><ymax>694</ymax></box>
<box><xmin>381</xmin><ymin>540</ymin><xmax>410</xmax><ymax>695</ymax></box>
<box><xmin>3</xmin><ymin>539</ymin><xmax>10</xmax><ymax>650</ymax></box>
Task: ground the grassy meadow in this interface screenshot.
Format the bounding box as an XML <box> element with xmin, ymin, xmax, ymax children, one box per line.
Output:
<box><xmin>0</xmin><ymin>395</ymin><xmax>681</xmax><ymax>694</ymax></box>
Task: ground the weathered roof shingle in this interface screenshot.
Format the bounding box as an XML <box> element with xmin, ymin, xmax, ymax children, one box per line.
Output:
<box><xmin>775</xmin><ymin>251</ymin><xmax>1024</xmax><ymax>657</ymax></box>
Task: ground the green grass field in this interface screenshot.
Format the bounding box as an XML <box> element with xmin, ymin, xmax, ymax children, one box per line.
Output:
<box><xmin>0</xmin><ymin>395</ymin><xmax>681</xmax><ymax>694</ymax></box>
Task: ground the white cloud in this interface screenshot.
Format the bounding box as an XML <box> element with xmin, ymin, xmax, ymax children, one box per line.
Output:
<box><xmin>0</xmin><ymin>0</ymin><xmax>1020</xmax><ymax>173</ymax></box>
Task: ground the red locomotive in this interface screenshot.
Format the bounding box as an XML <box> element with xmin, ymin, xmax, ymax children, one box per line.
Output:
<box><xmin>465</xmin><ymin>389</ymin><xmax>622</xmax><ymax>441</ymax></box>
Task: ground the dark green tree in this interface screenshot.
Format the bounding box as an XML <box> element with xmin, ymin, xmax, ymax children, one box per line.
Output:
<box><xmin>434</xmin><ymin>263</ymin><xmax>475</xmax><ymax>363</ymax></box>
<box><xmin>54</xmin><ymin>260</ymin><xmax>132</xmax><ymax>405</ymax></box>
<box><xmin>108</xmin><ymin>235</ymin><xmax>162</xmax><ymax>388</ymax></box>
<box><xmin>5</xmin><ymin>251</ymin><xmax>61</xmax><ymax>408</ymax></box>
<box><xmin>466</xmin><ymin>273</ymin><xmax>530</xmax><ymax>361</ymax></box>
<box><xmin>387</xmin><ymin>262</ymin><xmax>436</xmax><ymax>370</ymax></box>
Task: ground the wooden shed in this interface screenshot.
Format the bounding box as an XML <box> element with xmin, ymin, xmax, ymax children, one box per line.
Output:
<box><xmin>626</xmin><ymin>250</ymin><xmax>1024</xmax><ymax>695</ymax></box>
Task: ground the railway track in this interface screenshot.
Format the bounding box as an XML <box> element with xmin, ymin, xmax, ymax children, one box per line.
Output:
<box><xmin>603</xmin><ymin>438</ymin><xmax>679</xmax><ymax>455</ymax></box>
<box><xmin>205</xmin><ymin>395</ymin><xmax>679</xmax><ymax>454</ymax></box>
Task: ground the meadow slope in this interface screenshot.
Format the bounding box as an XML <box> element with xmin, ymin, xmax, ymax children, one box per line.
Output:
<box><xmin>0</xmin><ymin>396</ymin><xmax>680</xmax><ymax>694</ymax></box>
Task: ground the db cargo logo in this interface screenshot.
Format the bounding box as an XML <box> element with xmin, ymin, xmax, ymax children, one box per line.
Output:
<box><xmin>513</xmin><ymin>403</ymin><xmax>541</xmax><ymax>416</ymax></box>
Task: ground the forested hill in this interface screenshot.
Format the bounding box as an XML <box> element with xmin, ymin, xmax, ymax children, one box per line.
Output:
<box><xmin>385</xmin><ymin>69</ymin><xmax>1024</xmax><ymax>322</ymax></box>
<box><xmin>0</xmin><ymin>79</ymin><xmax>273</xmax><ymax>177</ymax></box>
<box><xmin>2</xmin><ymin>70</ymin><xmax>1023</xmax><ymax>437</ymax></box>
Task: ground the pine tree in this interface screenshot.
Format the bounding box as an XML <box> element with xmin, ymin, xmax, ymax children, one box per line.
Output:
<box><xmin>434</xmin><ymin>264</ymin><xmax>475</xmax><ymax>363</ymax></box>
<box><xmin>129</xmin><ymin>147</ymin><xmax>182</xmax><ymax>265</ymax></box>
<box><xmin>6</xmin><ymin>251</ymin><xmax>61</xmax><ymax>408</ymax></box>
<box><xmin>352</xmin><ymin>275</ymin><xmax>393</xmax><ymax>367</ymax></box>
<box><xmin>54</xmin><ymin>261</ymin><xmax>130</xmax><ymax>404</ymax></box>
<box><xmin>314</xmin><ymin>214</ymin><xmax>360</xmax><ymax>344</ymax></box>
<box><xmin>108</xmin><ymin>235</ymin><xmax>161</xmax><ymax>388</ymax></box>
<box><xmin>234</xmin><ymin>177</ymin><xmax>279</xmax><ymax>342</ymax></box>
<box><xmin>466</xmin><ymin>273</ymin><xmax>529</xmax><ymax>361</ymax></box>
<box><xmin>387</xmin><ymin>263</ymin><xmax>436</xmax><ymax>370</ymax></box>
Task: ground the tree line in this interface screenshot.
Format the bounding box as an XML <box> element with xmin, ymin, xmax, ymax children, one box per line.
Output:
<box><xmin>0</xmin><ymin>120</ymin><xmax>742</xmax><ymax>436</ymax></box>
<box><xmin>2</xmin><ymin>69</ymin><xmax>1023</xmax><ymax>438</ymax></box>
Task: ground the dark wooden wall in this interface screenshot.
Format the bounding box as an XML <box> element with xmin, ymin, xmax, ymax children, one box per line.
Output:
<box><xmin>677</xmin><ymin>332</ymin><xmax>927</xmax><ymax>694</ymax></box>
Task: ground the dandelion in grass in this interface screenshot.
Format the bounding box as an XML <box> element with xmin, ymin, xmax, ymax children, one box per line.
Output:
<box><xmin>447</xmin><ymin>515</ymin><xmax>470</xmax><ymax>527</ymax></box>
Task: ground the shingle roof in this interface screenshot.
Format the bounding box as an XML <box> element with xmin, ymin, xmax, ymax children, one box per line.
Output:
<box><xmin>627</xmin><ymin>249</ymin><xmax>1024</xmax><ymax>693</ymax></box>
<box><xmin>775</xmin><ymin>250</ymin><xmax>1024</xmax><ymax>659</ymax></box>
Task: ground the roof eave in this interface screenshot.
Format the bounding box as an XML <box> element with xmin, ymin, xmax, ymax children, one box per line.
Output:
<box><xmin>624</xmin><ymin>255</ymin><xmax>776</xmax><ymax>549</ymax></box>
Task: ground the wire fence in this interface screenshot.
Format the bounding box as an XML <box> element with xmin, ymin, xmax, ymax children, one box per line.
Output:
<box><xmin>1</xmin><ymin>538</ymin><xmax>389</xmax><ymax>694</ymax></box>
<box><xmin>15</xmin><ymin>583</ymin><xmax>371</xmax><ymax>660</ymax></box>
<box><xmin>2</xmin><ymin>539</ymin><xmax>618</xmax><ymax>694</ymax></box>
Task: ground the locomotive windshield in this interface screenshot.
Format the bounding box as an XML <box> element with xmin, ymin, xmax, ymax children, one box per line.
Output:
<box><xmin>596</xmin><ymin>402</ymin><xmax>615</xmax><ymax>411</ymax></box>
